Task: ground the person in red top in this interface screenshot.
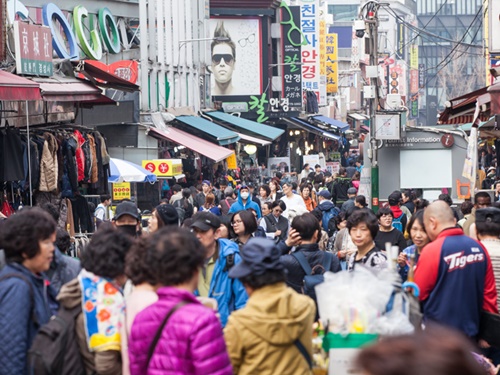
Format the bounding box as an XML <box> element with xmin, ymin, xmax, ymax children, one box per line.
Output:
<box><xmin>415</xmin><ymin>201</ymin><xmax>498</xmax><ymax>338</ymax></box>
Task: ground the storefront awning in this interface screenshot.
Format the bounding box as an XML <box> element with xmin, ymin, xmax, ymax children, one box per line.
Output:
<box><xmin>311</xmin><ymin>115</ymin><xmax>350</xmax><ymax>132</ymax></box>
<box><xmin>33</xmin><ymin>77</ymin><xmax>114</xmax><ymax>103</ymax></box>
<box><xmin>0</xmin><ymin>70</ymin><xmax>42</xmax><ymax>101</ymax></box>
<box><xmin>237</xmin><ymin>132</ymin><xmax>272</xmax><ymax>146</ymax></box>
<box><xmin>348</xmin><ymin>113</ymin><xmax>369</xmax><ymax>121</ymax></box>
<box><xmin>72</xmin><ymin>60</ymin><xmax>140</xmax><ymax>92</ymax></box>
<box><xmin>148</xmin><ymin>127</ymin><xmax>234</xmax><ymax>163</ymax></box>
<box><xmin>285</xmin><ymin>117</ymin><xmax>340</xmax><ymax>140</ymax></box>
<box><xmin>175</xmin><ymin>115</ymin><xmax>240</xmax><ymax>145</ymax></box>
<box><xmin>205</xmin><ymin>111</ymin><xmax>285</xmax><ymax>141</ymax></box>
<box><xmin>438</xmin><ymin>84</ymin><xmax>494</xmax><ymax>125</ymax></box>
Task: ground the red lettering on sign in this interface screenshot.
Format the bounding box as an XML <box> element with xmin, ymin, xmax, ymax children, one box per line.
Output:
<box><xmin>145</xmin><ymin>163</ymin><xmax>156</xmax><ymax>172</ymax></box>
<box><xmin>159</xmin><ymin>163</ymin><xmax>169</xmax><ymax>174</ymax></box>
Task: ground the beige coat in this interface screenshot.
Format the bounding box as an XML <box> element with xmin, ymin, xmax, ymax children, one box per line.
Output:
<box><xmin>224</xmin><ymin>282</ymin><xmax>315</xmax><ymax>375</ymax></box>
<box><xmin>39</xmin><ymin>132</ymin><xmax>59</xmax><ymax>192</ymax></box>
<box><xmin>58</xmin><ymin>278</ymin><xmax>122</xmax><ymax>375</ymax></box>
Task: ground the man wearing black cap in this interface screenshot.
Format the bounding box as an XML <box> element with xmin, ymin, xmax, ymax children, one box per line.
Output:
<box><xmin>112</xmin><ymin>201</ymin><xmax>141</xmax><ymax>237</ymax></box>
<box><xmin>191</xmin><ymin>211</ymin><xmax>248</xmax><ymax>327</ymax></box>
<box><xmin>225</xmin><ymin>237</ymin><xmax>315</xmax><ymax>375</ymax></box>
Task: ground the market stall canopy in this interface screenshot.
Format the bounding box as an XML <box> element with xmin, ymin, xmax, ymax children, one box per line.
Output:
<box><xmin>0</xmin><ymin>70</ymin><xmax>42</xmax><ymax>101</ymax></box>
<box><xmin>72</xmin><ymin>60</ymin><xmax>140</xmax><ymax>92</ymax></box>
<box><xmin>236</xmin><ymin>132</ymin><xmax>272</xmax><ymax>146</ymax></box>
<box><xmin>438</xmin><ymin>84</ymin><xmax>496</xmax><ymax>125</ymax></box>
<box><xmin>284</xmin><ymin>117</ymin><xmax>340</xmax><ymax>140</ymax></box>
<box><xmin>205</xmin><ymin>111</ymin><xmax>285</xmax><ymax>141</ymax></box>
<box><xmin>175</xmin><ymin>115</ymin><xmax>240</xmax><ymax>145</ymax></box>
<box><xmin>32</xmin><ymin>76</ymin><xmax>115</xmax><ymax>104</ymax></box>
<box><xmin>109</xmin><ymin>158</ymin><xmax>157</xmax><ymax>183</ymax></box>
<box><xmin>310</xmin><ymin>115</ymin><xmax>350</xmax><ymax>132</ymax></box>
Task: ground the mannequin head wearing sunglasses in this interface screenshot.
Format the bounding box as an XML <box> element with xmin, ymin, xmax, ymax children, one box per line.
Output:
<box><xmin>211</xmin><ymin>21</ymin><xmax>237</xmax><ymax>96</ymax></box>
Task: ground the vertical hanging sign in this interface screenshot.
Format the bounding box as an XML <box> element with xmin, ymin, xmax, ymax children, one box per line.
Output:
<box><xmin>326</xmin><ymin>33</ymin><xmax>338</xmax><ymax>93</ymax></box>
<box><xmin>299</xmin><ymin>0</ymin><xmax>320</xmax><ymax>102</ymax></box>
<box><xmin>280</xmin><ymin>3</ymin><xmax>304</xmax><ymax>107</ymax></box>
<box><xmin>409</xmin><ymin>44</ymin><xmax>419</xmax><ymax>118</ymax></box>
<box><xmin>319</xmin><ymin>19</ymin><xmax>327</xmax><ymax>105</ymax></box>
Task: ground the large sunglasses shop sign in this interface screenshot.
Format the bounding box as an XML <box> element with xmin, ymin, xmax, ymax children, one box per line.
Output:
<box><xmin>8</xmin><ymin>0</ymin><xmax>130</xmax><ymax>61</ymax></box>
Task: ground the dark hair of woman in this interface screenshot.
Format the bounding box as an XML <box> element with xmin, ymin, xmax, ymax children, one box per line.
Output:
<box><xmin>355</xmin><ymin>325</ymin><xmax>484</xmax><ymax>375</ymax></box>
<box><xmin>232</xmin><ymin>210</ymin><xmax>258</xmax><ymax>235</ymax></box>
<box><xmin>125</xmin><ymin>236</ymin><xmax>157</xmax><ymax>286</ymax></box>
<box><xmin>259</xmin><ymin>184</ymin><xmax>271</xmax><ymax>197</ymax></box>
<box><xmin>81</xmin><ymin>227</ymin><xmax>133</xmax><ymax>279</ymax></box>
<box><xmin>414</xmin><ymin>198</ymin><xmax>430</xmax><ymax>210</ymax></box>
<box><xmin>0</xmin><ymin>207</ymin><xmax>56</xmax><ymax>263</ymax></box>
<box><xmin>376</xmin><ymin>207</ymin><xmax>393</xmax><ymax>219</ymax></box>
<box><xmin>240</xmin><ymin>269</ymin><xmax>286</xmax><ymax>290</ymax></box>
<box><xmin>347</xmin><ymin>208</ymin><xmax>379</xmax><ymax>240</ymax></box>
<box><xmin>334</xmin><ymin>211</ymin><xmax>347</xmax><ymax>229</ymax></box>
<box><xmin>145</xmin><ymin>227</ymin><xmax>205</xmax><ymax>286</ymax></box>
<box><xmin>271</xmin><ymin>200</ymin><xmax>286</xmax><ymax>211</ymax></box>
<box><xmin>355</xmin><ymin>195</ymin><xmax>367</xmax><ymax>207</ymax></box>
<box><xmin>55</xmin><ymin>228</ymin><xmax>71</xmax><ymax>255</ymax></box>
<box><xmin>407</xmin><ymin>209</ymin><xmax>425</xmax><ymax>235</ymax></box>
<box><xmin>291</xmin><ymin>213</ymin><xmax>321</xmax><ymax>241</ymax></box>
<box><xmin>262</xmin><ymin>201</ymin><xmax>273</xmax><ymax>212</ymax></box>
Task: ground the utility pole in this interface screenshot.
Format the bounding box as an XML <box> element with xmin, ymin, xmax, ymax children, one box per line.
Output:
<box><xmin>366</xmin><ymin>5</ymin><xmax>380</xmax><ymax>213</ymax></box>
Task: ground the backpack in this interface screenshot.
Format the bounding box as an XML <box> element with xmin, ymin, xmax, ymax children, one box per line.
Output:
<box><xmin>27</xmin><ymin>304</ymin><xmax>85</xmax><ymax>375</ymax></box>
<box><xmin>173</xmin><ymin>199</ymin><xmax>186</xmax><ymax>223</ymax></box>
<box><xmin>292</xmin><ymin>251</ymin><xmax>332</xmax><ymax>306</ymax></box>
<box><xmin>321</xmin><ymin>206</ymin><xmax>340</xmax><ymax>236</ymax></box>
<box><xmin>392</xmin><ymin>213</ymin><xmax>405</xmax><ymax>232</ymax></box>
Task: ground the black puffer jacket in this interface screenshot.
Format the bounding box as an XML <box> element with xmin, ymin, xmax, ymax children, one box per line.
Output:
<box><xmin>331</xmin><ymin>177</ymin><xmax>353</xmax><ymax>206</ymax></box>
<box><xmin>280</xmin><ymin>243</ymin><xmax>341</xmax><ymax>293</ymax></box>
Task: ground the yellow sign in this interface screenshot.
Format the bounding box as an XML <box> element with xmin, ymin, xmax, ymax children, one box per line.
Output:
<box><xmin>320</xmin><ymin>20</ymin><xmax>327</xmax><ymax>76</ymax></box>
<box><xmin>142</xmin><ymin>159</ymin><xmax>183</xmax><ymax>177</ymax></box>
<box><xmin>326</xmin><ymin>33</ymin><xmax>338</xmax><ymax>93</ymax></box>
<box><xmin>410</xmin><ymin>45</ymin><xmax>419</xmax><ymax>69</ymax></box>
<box><xmin>226</xmin><ymin>153</ymin><xmax>237</xmax><ymax>170</ymax></box>
<box><xmin>112</xmin><ymin>182</ymin><xmax>131</xmax><ymax>201</ymax></box>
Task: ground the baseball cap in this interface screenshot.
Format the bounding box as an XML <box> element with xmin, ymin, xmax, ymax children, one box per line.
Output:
<box><xmin>347</xmin><ymin>187</ymin><xmax>358</xmax><ymax>195</ymax></box>
<box><xmin>228</xmin><ymin>237</ymin><xmax>284</xmax><ymax>279</ymax></box>
<box><xmin>318</xmin><ymin>190</ymin><xmax>332</xmax><ymax>199</ymax></box>
<box><xmin>240</xmin><ymin>185</ymin><xmax>249</xmax><ymax>191</ymax></box>
<box><xmin>202</xmin><ymin>180</ymin><xmax>211</xmax><ymax>186</ymax></box>
<box><xmin>113</xmin><ymin>201</ymin><xmax>140</xmax><ymax>221</ymax></box>
<box><xmin>190</xmin><ymin>212</ymin><xmax>221</xmax><ymax>232</ymax></box>
<box><xmin>476</xmin><ymin>207</ymin><xmax>500</xmax><ymax>223</ymax></box>
<box><xmin>388</xmin><ymin>192</ymin><xmax>401</xmax><ymax>206</ymax></box>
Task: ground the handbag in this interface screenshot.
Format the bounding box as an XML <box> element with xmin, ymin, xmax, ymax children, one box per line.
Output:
<box><xmin>479</xmin><ymin>310</ymin><xmax>500</xmax><ymax>348</ymax></box>
<box><xmin>146</xmin><ymin>300</ymin><xmax>192</xmax><ymax>368</ymax></box>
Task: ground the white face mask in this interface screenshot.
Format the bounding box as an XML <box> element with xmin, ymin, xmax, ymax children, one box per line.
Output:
<box><xmin>241</xmin><ymin>192</ymin><xmax>249</xmax><ymax>199</ymax></box>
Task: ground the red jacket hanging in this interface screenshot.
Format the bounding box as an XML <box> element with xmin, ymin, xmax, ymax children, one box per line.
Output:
<box><xmin>73</xmin><ymin>130</ymin><xmax>86</xmax><ymax>182</ymax></box>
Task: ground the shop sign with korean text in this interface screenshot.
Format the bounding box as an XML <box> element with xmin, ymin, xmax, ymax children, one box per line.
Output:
<box><xmin>14</xmin><ymin>22</ymin><xmax>53</xmax><ymax>76</ymax></box>
<box><xmin>112</xmin><ymin>182</ymin><xmax>131</xmax><ymax>201</ymax></box>
<box><xmin>142</xmin><ymin>159</ymin><xmax>183</xmax><ymax>177</ymax></box>
<box><xmin>280</xmin><ymin>3</ymin><xmax>303</xmax><ymax>107</ymax></box>
<box><xmin>299</xmin><ymin>0</ymin><xmax>320</xmax><ymax>101</ymax></box>
<box><xmin>326</xmin><ymin>33</ymin><xmax>338</xmax><ymax>93</ymax></box>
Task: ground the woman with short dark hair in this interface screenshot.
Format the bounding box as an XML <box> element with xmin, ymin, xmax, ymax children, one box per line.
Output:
<box><xmin>0</xmin><ymin>208</ymin><xmax>57</xmax><ymax>375</ymax></box>
<box><xmin>230</xmin><ymin>210</ymin><xmax>260</xmax><ymax>249</ymax></box>
<box><xmin>58</xmin><ymin>227</ymin><xmax>133</xmax><ymax>375</ymax></box>
<box><xmin>258</xmin><ymin>184</ymin><xmax>272</xmax><ymax>205</ymax></box>
<box><xmin>128</xmin><ymin>227</ymin><xmax>232</xmax><ymax>374</ymax></box>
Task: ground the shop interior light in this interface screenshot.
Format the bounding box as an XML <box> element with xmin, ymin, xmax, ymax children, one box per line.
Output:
<box><xmin>244</xmin><ymin>144</ymin><xmax>257</xmax><ymax>155</ymax></box>
<box><xmin>295</xmin><ymin>130</ymin><xmax>301</xmax><ymax>135</ymax></box>
<box><xmin>289</xmin><ymin>130</ymin><xmax>293</xmax><ymax>136</ymax></box>
<box><xmin>296</xmin><ymin>148</ymin><xmax>302</xmax><ymax>155</ymax></box>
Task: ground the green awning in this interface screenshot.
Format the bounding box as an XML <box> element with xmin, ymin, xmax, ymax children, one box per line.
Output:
<box><xmin>175</xmin><ymin>116</ymin><xmax>240</xmax><ymax>146</ymax></box>
<box><xmin>205</xmin><ymin>111</ymin><xmax>285</xmax><ymax>141</ymax></box>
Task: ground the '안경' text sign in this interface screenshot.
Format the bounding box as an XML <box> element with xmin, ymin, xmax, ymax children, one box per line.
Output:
<box><xmin>280</xmin><ymin>3</ymin><xmax>303</xmax><ymax>107</ymax></box>
<box><xmin>14</xmin><ymin>22</ymin><xmax>53</xmax><ymax>76</ymax></box>
<box><xmin>299</xmin><ymin>0</ymin><xmax>320</xmax><ymax>102</ymax></box>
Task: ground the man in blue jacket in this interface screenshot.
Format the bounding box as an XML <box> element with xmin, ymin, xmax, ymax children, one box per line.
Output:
<box><xmin>228</xmin><ymin>185</ymin><xmax>262</xmax><ymax>218</ymax></box>
<box><xmin>191</xmin><ymin>211</ymin><xmax>248</xmax><ymax>326</ymax></box>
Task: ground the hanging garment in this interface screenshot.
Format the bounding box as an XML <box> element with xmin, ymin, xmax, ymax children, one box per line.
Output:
<box><xmin>87</xmin><ymin>134</ymin><xmax>98</xmax><ymax>184</ymax></box>
<box><xmin>92</xmin><ymin>132</ymin><xmax>104</xmax><ymax>193</ymax></box>
<box><xmin>81</xmin><ymin>133</ymin><xmax>92</xmax><ymax>183</ymax></box>
<box><xmin>69</xmin><ymin>195</ymin><xmax>94</xmax><ymax>233</ymax></box>
<box><xmin>0</xmin><ymin>128</ymin><xmax>25</xmax><ymax>181</ymax></box>
<box><xmin>73</xmin><ymin>130</ymin><xmax>86</xmax><ymax>182</ymax></box>
<box><xmin>39</xmin><ymin>132</ymin><xmax>59</xmax><ymax>192</ymax></box>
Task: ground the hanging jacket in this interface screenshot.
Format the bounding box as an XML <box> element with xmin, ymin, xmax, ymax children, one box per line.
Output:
<box><xmin>39</xmin><ymin>132</ymin><xmax>59</xmax><ymax>192</ymax></box>
<box><xmin>0</xmin><ymin>263</ymin><xmax>56</xmax><ymax>375</ymax></box>
<box><xmin>128</xmin><ymin>287</ymin><xmax>233</xmax><ymax>375</ymax></box>
<box><xmin>81</xmin><ymin>134</ymin><xmax>92</xmax><ymax>183</ymax></box>
<box><xmin>0</xmin><ymin>127</ymin><xmax>25</xmax><ymax>181</ymax></box>
<box><xmin>73</xmin><ymin>130</ymin><xmax>86</xmax><ymax>182</ymax></box>
<box><xmin>224</xmin><ymin>283</ymin><xmax>315</xmax><ymax>375</ymax></box>
<box><xmin>87</xmin><ymin>134</ymin><xmax>99</xmax><ymax>184</ymax></box>
<box><xmin>60</xmin><ymin>136</ymin><xmax>79</xmax><ymax>196</ymax></box>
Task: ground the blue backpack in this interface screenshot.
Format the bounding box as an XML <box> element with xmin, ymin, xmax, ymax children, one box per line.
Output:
<box><xmin>322</xmin><ymin>206</ymin><xmax>340</xmax><ymax>236</ymax></box>
<box><xmin>392</xmin><ymin>213</ymin><xmax>406</xmax><ymax>232</ymax></box>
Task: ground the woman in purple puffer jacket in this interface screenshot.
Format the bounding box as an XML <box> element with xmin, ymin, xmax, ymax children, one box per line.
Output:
<box><xmin>128</xmin><ymin>227</ymin><xmax>232</xmax><ymax>375</ymax></box>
